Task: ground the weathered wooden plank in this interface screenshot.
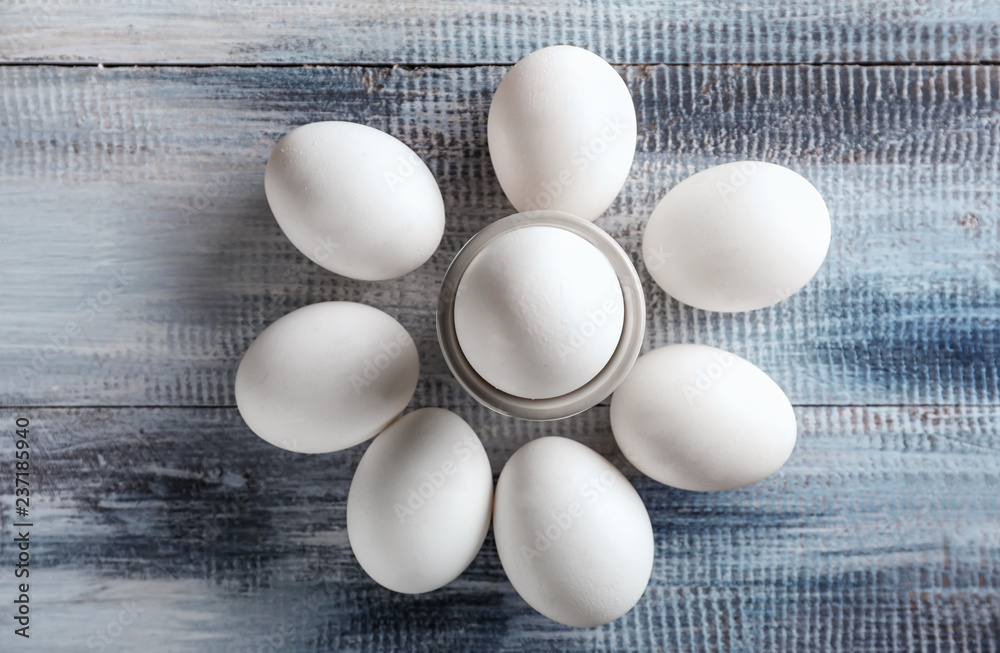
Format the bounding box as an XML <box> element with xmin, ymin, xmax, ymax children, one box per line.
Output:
<box><xmin>0</xmin><ymin>404</ymin><xmax>997</xmax><ymax>651</ymax></box>
<box><xmin>1</xmin><ymin>64</ymin><xmax>998</xmax><ymax>408</ymax></box>
<box><xmin>0</xmin><ymin>0</ymin><xmax>999</xmax><ymax>65</ymax></box>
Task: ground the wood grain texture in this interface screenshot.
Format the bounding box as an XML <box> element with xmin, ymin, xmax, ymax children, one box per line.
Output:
<box><xmin>1</xmin><ymin>63</ymin><xmax>998</xmax><ymax>407</ymax></box>
<box><xmin>1</xmin><ymin>0</ymin><xmax>999</xmax><ymax>65</ymax></box>
<box><xmin>3</xmin><ymin>4</ymin><xmax>1000</xmax><ymax>646</ymax></box>
<box><xmin>0</xmin><ymin>404</ymin><xmax>997</xmax><ymax>652</ymax></box>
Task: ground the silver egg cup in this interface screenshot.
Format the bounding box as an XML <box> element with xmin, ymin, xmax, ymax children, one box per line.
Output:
<box><xmin>437</xmin><ymin>210</ymin><xmax>646</xmax><ymax>420</ymax></box>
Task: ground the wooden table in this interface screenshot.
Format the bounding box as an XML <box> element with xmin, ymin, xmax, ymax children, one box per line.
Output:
<box><xmin>1</xmin><ymin>2</ymin><xmax>998</xmax><ymax>651</ymax></box>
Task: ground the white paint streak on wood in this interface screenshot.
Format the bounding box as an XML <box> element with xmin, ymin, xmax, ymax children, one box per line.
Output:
<box><xmin>0</xmin><ymin>0</ymin><xmax>998</xmax><ymax>64</ymax></box>
<box><xmin>0</xmin><ymin>405</ymin><xmax>996</xmax><ymax>651</ymax></box>
<box><xmin>0</xmin><ymin>64</ymin><xmax>998</xmax><ymax>407</ymax></box>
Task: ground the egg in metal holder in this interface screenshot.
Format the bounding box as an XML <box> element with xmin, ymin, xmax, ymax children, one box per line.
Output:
<box><xmin>437</xmin><ymin>211</ymin><xmax>645</xmax><ymax>420</ymax></box>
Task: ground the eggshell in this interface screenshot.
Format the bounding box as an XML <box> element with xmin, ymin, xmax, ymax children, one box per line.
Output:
<box><xmin>454</xmin><ymin>225</ymin><xmax>625</xmax><ymax>399</ymax></box>
<box><xmin>493</xmin><ymin>436</ymin><xmax>653</xmax><ymax>628</ymax></box>
<box><xmin>610</xmin><ymin>344</ymin><xmax>797</xmax><ymax>491</ymax></box>
<box><xmin>347</xmin><ymin>408</ymin><xmax>493</xmax><ymax>594</ymax></box>
<box><xmin>642</xmin><ymin>161</ymin><xmax>831</xmax><ymax>312</ymax></box>
<box><xmin>488</xmin><ymin>45</ymin><xmax>638</xmax><ymax>222</ymax></box>
<box><xmin>265</xmin><ymin>121</ymin><xmax>445</xmax><ymax>281</ymax></box>
<box><xmin>235</xmin><ymin>301</ymin><xmax>418</xmax><ymax>454</ymax></box>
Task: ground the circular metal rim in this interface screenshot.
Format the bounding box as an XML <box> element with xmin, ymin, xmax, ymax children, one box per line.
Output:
<box><xmin>436</xmin><ymin>210</ymin><xmax>646</xmax><ymax>421</ymax></box>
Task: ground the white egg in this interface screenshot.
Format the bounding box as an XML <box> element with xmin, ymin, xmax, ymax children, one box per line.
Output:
<box><xmin>265</xmin><ymin>121</ymin><xmax>445</xmax><ymax>281</ymax></box>
<box><xmin>454</xmin><ymin>224</ymin><xmax>625</xmax><ymax>399</ymax></box>
<box><xmin>643</xmin><ymin>161</ymin><xmax>831</xmax><ymax>312</ymax></box>
<box><xmin>235</xmin><ymin>301</ymin><xmax>418</xmax><ymax>454</ymax></box>
<box><xmin>493</xmin><ymin>436</ymin><xmax>654</xmax><ymax>628</ymax></box>
<box><xmin>347</xmin><ymin>408</ymin><xmax>493</xmax><ymax>594</ymax></box>
<box><xmin>488</xmin><ymin>45</ymin><xmax>637</xmax><ymax>222</ymax></box>
<box><xmin>610</xmin><ymin>344</ymin><xmax>797</xmax><ymax>491</ymax></box>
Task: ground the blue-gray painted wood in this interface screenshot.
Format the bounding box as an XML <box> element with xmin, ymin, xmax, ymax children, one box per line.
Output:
<box><xmin>1</xmin><ymin>5</ymin><xmax>999</xmax><ymax>651</ymax></box>
<box><xmin>0</xmin><ymin>0</ymin><xmax>999</xmax><ymax>65</ymax></box>
<box><xmin>0</xmin><ymin>405</ymin><xmax>997</xmax><ymax>651</ymax></box>
<box><xmin>1</xmin><ymin>64</ymin><xmax>998</xmax><ymax>407</ymax></box>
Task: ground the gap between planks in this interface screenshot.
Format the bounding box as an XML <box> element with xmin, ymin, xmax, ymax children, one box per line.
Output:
<box><xmin>2</xmin><ymin>404</ymin><xmax>999</xmax><ymax>410</ymax></box>
<box><xmin>1</xmin><ymin>60</ymin><xmax>999</xmax><ymax>69</ymax></box>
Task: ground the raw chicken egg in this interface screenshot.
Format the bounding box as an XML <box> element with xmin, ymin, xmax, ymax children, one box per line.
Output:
<box><xmin>235</xmin><ymin>301</ymin><xmax>418</xmax><ymax>454</ymax></box>
<box><xmin>493</xmin><ymin>436</ymin><xmax>654</xmax><ymax>627</ymax></box>
<box><xmin>347</xmin><ymin>408</ymin><xmax>493</xmax><ymax>594</ymax></box>
<box><xmin>454</xmin><ymin>223</ymin><xmax>625</xmax><ymax>400</ymax></box>
<box><xmin>610</xmin><ymin>343</ymin><xmax>797</xmax><ymax>491</ymax></box>
<box><xmin>437</xmin><ymin>211</ymin><xmax>646</xmax><ymax>420</ymax></box>
<box><xmin>265</xmin><ymin>121</ymin><xmax>445</xmax><ymax>281</ymax></box>
<box><xmin>643</xmin><ymin>161</ymin><xmax>831</xmax><ymax>312</ymax></box>
<box><xmin>488</xmin><ymin>46</ymin><xmax>637</xmax><ymax>222</ymax></box>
